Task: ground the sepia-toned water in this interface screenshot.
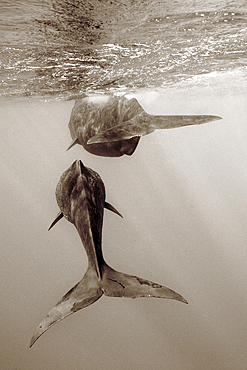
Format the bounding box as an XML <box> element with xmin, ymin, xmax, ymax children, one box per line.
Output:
<box><xmin>1</xmin><ymin>0</ymin><xmax>247</xmax><ymax>99</ymax></box>
<box><xmin>1</xmin><ymin>1</ymin><xmax>247</xmax><ymax>369</ymax></box>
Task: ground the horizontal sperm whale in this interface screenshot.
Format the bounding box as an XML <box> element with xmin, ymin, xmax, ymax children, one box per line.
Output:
<box><xmin>30</xmin><ymin>160</ymin><xmax>187</xmax><ymax>347</ymax></box>
<box><xmin>67</xmin><ymin>95</ymin><xmax>222</xmax><ymax>156</ymax></box>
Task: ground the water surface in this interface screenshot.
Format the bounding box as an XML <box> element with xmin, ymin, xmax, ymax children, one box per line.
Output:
<box><xmin>1</xmin><ymin>0</ymin><xmax>247</xmax><ymax>99</ymax></box>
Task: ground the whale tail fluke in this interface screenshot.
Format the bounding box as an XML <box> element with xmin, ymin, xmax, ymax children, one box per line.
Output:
<box><xmin>29</xmin><ymin>266</ymin><xmax>102</xmax><ymax>348</ymax></box>
<box><xmin>30</xmin><ymin>264</ymin><xmax>187</xmax><ymax>347</ymax></box>
<box><xmin>101</xmin><ymin>264</ymin><xmax>187</xmax><ymax>303</ymax></box>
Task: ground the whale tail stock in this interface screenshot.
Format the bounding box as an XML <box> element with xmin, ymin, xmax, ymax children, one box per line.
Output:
<box><xmin>30</xmin><ymin>264</ymin><xmax>187</xmax><ymax>347</ymax></box>
<box><xmin>87</xmin><ymin>113</ymin><xmax>222</xmax><ymax>145</ymax></box>
<box><xmin>148</xmin><ymin>113</ymin><xmax>222</xmax><ymax>130</ymax></box>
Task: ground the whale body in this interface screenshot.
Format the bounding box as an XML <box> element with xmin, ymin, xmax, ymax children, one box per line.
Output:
<box><xmin>30</xmin><ymin>160</ymin><xmax>187</xmax><ymax>347</ymax></box>
<box><xmin>67</xmin><ymin>95</ymin><xmax>222</xmax><ymax>157</ymax></box>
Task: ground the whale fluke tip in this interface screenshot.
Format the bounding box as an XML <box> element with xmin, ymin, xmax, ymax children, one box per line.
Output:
<box><xmin>214</xmin><ymin>115</ymin><xmax>222</xmax><ymax>121</ymax></box>
<box><xmin>30</xmin><ymin>333</ymin><xmax>39</xmax><ymax>348</ymax></box>
<box><xmin>178</xmin><ymin>295</ymin><xmax>188</xmax><ymax>304</ymax></box>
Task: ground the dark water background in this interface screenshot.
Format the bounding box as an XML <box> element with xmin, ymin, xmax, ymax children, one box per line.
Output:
<box><xmin>1</xmin><ymin>0</ymin><xmax>247</xmax><ymax>99</ymax></box>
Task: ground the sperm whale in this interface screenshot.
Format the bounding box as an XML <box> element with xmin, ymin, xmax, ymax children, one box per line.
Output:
<box><xmin>30</xmin><ymin>160</ymin><xmax>187</xmax><ymax>347</ymax></box>
<box><xmin>67</xmin><ymin>95</ymin><xmax>222</xmax><ymax>157</ymax></box>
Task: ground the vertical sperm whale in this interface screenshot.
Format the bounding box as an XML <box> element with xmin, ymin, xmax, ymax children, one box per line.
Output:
<box><xmin>30</xmin><ymin>160</ymin><xmax>187</xmax><ymax>347</ymax></box>
<box><xmin>67</xmin><ymin>95</ymin><xmax>222</xmax><ymax>156</ymax></box>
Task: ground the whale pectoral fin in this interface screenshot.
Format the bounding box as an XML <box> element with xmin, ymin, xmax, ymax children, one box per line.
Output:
<box><xmin>48</xmin><ymin>211</ymin><xmax>64</xmax><ymax>230</ymax></box>
<box><xmin>67</xmin><ymin>137</ymin><xmax>80</xmax><ymax>151</ymax></box>
<box><xmin>104</xmin><ymin>202</ymin><xmax>123</xmax><ymax>218</ymax></box>
<box><xmin>101</xmin><ymin>265</ymin><xmax>187</xmax><ymax>304</ymax></box>
<box><xmin>30</xmin><ymin>269</ymin><xmax>102</xmax><ymax>347</ymax></box>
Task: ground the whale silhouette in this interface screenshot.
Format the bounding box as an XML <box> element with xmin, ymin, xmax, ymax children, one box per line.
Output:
<box><xmin>30</xmin><ymin>160</ymin><xmax>187</xmax><ymax>347</ymax></box>
<box><xmin>67</xmin><ymin>95</ymin><xmax>222</xmax><ymax>157</ymax></box>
